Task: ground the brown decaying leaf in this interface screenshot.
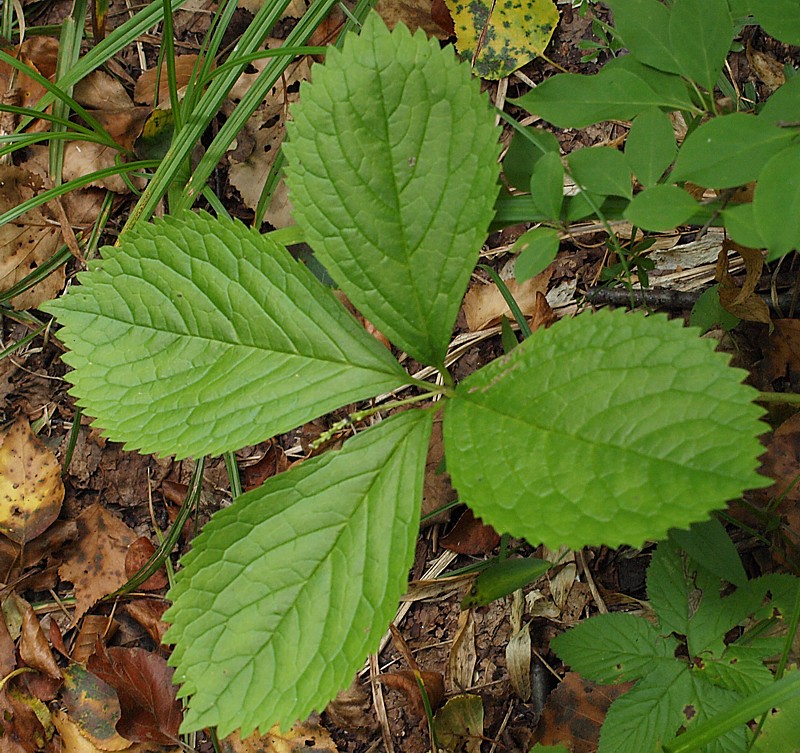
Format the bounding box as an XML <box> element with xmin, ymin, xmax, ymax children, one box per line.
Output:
<box><xmin>61</xmin><ymin>663</ymin><xmax>131</xmax><ymax>751</ymax></box>
<box><xmin>506</xmin><ymin>623</ymin><xmax>532</xmax><ymax>701</ymax></box>
<box><xmin>0</xmin><ymin>37</ymin><xmax>58</xmax><ymax>134</ymax></box>
<box><xmin>125</xmin><ymin>599</ymin><xmax>170</xmax><ymax>648</ymax></box>
<box><xmin>440</xmin><ymin>508</ymin><xmax>500</xmax><ymax>555</ymax></box>
<box><xmin>222</xmin><ymin>721</ymin><xmax>338</xmax><ymax>753</ymax></box>
<box><xmin>124</xmin><ymin>537</ymin><xmax>168</xmax><ymax>591</ymax></box>
<box><xmin>716</xmin><ymin>242</ymin><xmax>771</xmax><ymax>326</ymax></box>
<box><xmin>324</xmin><ymin>678</ymin><xmax>377</xmax><ymax>732</ymax></box>
<box><xmin>463</xmin><ymin>268</ymin><xmax>552</xmax><ymax>331</ymax></box>
<box><xmin>531</xmin><ymin>672</ymin><xmax>634</xmax><ymax>753</ymax></box>
<box><xmin>374</xmin><ymin>0</ymin><xmax>451</xmax><ymax>38</ymax></box>
<box><xmin>529</xmin><ymin>290</ymin><xmax>558</xmax><ymax>333</ymax></box>
<box><xmin>421</xmin><ymin>418</ymin><xmax>457</xmax><ymax>526</ymax></box>
<box><xmin>758</xmin><ymin>319</ymin><xmax>800</xmax><ymax>391</ymax></box>
<box><xmin>71</xmin><ymin>614</ymin><xmax>119</xmax><ymax>664</ymax></box>
<box><xmin>59</xmin><ymin>503</ymin><xmax>137</xmax><ymax>621</ymax></box>
<box><xmin>449</xmin><ymin>608</ymin><xmax>477</xmax><ymax>692</ymax></box>
<box><xmin>242</xmin><ymin>442</ymin><xmax>290</xmax><ymax>491</ymax></box>
<box><xmin>0</xmin><ymin>418</ymin><xmax>64</xmax><ymax>545</ymax></box>
<box><xmin>746</xmin><ymin>43</ymin><xmax>785</xmax><ymax>91</ymax></box>
<box><xmin>0</xmin><ymin>686</ymin><xmax>47</xmax><ymax>753</ymax></box>
<box><xmin>87</xmin><ymin>641</ymin><xmax>182</xmax><ymax>744</ymax></box>
<box><xmin>0</xmin><ymin>518</ymin><xmax>78</xmax><ymax>586</ymax></box>
<box><xmin>0</xmin><ymin>612</ymin><xmax>16</xmax><ymax>675</ymax></box>
<box><xmin>0</xmin><ymin>165</ymin><xmax>63</xmax><ymax>309</ymax></box>
<box><xmin>379</xmin><ymin>670</ymin><xmax>445</xmax><ymax>719</ymax></box>
<box><xmin>134</xmin><ymin>55</ymin><xmax>203</xmax><ymax>107</ymax></box>
<box><xmin>19</xmin><ymin>599</ymin><xmax>62</xmax><ymax>680</ymax></box>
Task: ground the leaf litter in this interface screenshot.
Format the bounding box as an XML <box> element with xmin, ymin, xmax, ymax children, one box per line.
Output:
<box><xmin>2</xmin><ymin>2</ymin><xmax>800</xmax><ymax>753</ymax></box>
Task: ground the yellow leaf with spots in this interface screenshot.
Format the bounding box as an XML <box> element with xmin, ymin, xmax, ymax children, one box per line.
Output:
<box><xmin>444</xmin><ymin>0</ymin><xmax>559</xmax><ymax>79</ymax></box>
<box><xmin>0</xmin><ymin>419</ymin><xmax>64</xmax><ymax>544</ymax></box>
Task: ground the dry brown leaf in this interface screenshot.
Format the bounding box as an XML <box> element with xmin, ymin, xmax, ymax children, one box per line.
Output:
<box><xmin>61</xmin><ymin>663</ymin><xmax>131</xmax><ymax>751</ymax></box>
<box><xmin>124</xmin><ymin>537</ymin><xmax>168</xmax><ymax>591</ymax></box>
<box><xmin>87</xmin><ymin>642</ymin><xmax>182</xmax><ymax>745</ymax></box>
<box><xmin>72</xmin><ymin>614</ymin><xmax>119</xmax><ymax>664</ymax></box>
<box><xmin>0</xmin><ymin>518</ymin><xmax>77</xmax><ymax>590</ymax></box>
<box><xmin>242</xmin><ymin>442</ymin><xmax>289</xmax><ymax>491</ymax></box>
<box><xmin>747</xmin><ymin>43</ymin><xmax>785</xmax><ymax>91</ymax></box>
<box><xmin>222</xmin><ymin>721</ymin><xmax>338</xmax><ymax>753</ymax></box>
<box><xmin>0</xmin><ymin>418</ymin><xmax>64</xmax><ymax>545</ymax></box>
<box><xmin>0</xmin><ymin>686</ymin><xmax>47</xmax><ymax>753</ymax></box>
<box><xmin>716</xmin><ymin>242</ymin><xmax>771</xmax><ymax>326</ymax></box>
<box><xmin>226</xmin><ymin>45</ymin><xmax>310</xmax><ymax>215</ymax></box>
<box><xmin>506</xmin><ymin>623</ymin><xmax>532</xmax><ymax>701</ymax></box>
<box><xmin>449</xmin><ymin>608</ymin><xmax>476</xmax><ymax>692</ymax></box>
<box><xmin>440</xmin><ymin>508</ymin><xmax>500</xmax><ymax>555</ymax></box>
<box><xmin>19</xmin><ymin>599</ymin><xmax>62</xmax><ymax>680</ymax></box>
<box><xmin>0</xmin><ymin>611</ymin><xmax>16</xmax><ymax>675</ymax></box>
<box><xmin>529</xmin><ymin>290</ymin><xmax>558</xmax><ymax>333</ymax></box>
<box><xmin>531</xmin><ymin>672</ymin><xmax>634</xmax><ymax>753</ymax></box>
<box><xmin>0</xmin><ymin>38</ymin><xmax>58</xmax><ymax>134</ymax></box>
<box><xmin>374</xmin><ymin>0</ymin><xmax>452</xmax><ymax>37</ymax></box>
<box><xmin>463</xmin><ymin>269</ymin><xmax>552</xmax><ymax>331</ymax></box>
<box><xmin>421</xmin><ymin>418</ymin><xmax>456</xmax><ymax>525</ymax></box>
<box><xmin>379</xmin><ymin>670</ymin><xmax>445</xmax><ymax>718</ymax></box>
<box><xmin>134</xmin><ymin>56</ymin><xmax>203</xmax><ymax>107</ymax></box>
<box><xmin>544</xmin><ymin>546</ymin><xmax>577</xmax><ymax>612</ymax></box>
<box><xmin>0</xmin><ymin>166</ymin><xmax>63</xmax><ymax>309</ymax></box>
<box><xmin>324</xmin><ymin>678</ymin><xmax>377</xmax><ymax>732</ymax></box>
<box><xmin>74</xmin><ymin>70</ymin><xmax>135</xmax><ymax>110</ymax></box>
<box><xmin>124</xmin><ymin>600</ymin><xmax>169</xmax><ymax>648</ymax></box>
<box><xmin>758</xmin><ymin>319</ymin><xmax>800</xmax><ymax>391</ymax></box>
<box><xmin>59</xmin><ymin>504</ymin><xmax>137</xmax><ymax>621</ymax></box>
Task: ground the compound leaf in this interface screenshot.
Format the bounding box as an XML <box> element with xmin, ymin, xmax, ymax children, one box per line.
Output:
<box><xmin>43</xmin><ymin>212</ymin><xmax>409</xmax><ymax>459</ymax></box>
<box><xmin>164</xmin><ymin>409</ymin><xmax>434</xmax><ymax>736</ymax></box>
<box><xmin>669</xmin><ymin>0</ymin><xmax>733</xmax><ymax>91</ymax></box>
<box><xmin>672</xmin><ymin>113</ymin><xmax>795</xmax><ymax>189</ymax></box>
<box><xmin>552</xmin><ymin>613</ymin><xmax>677</xmax><ymax>684</ymax></box>
<box><xmin>754</xmin><ymin>144</ymin><xmax>800</xmax><ymax>261</ymax></box>
<box><xmin>515</xmin><ymin>56</ymin><xmax>693</xmax><ymax>129</ymax></box>
<box><xmin>285</xmin><ymin>13</ymin><xmax>500</xmax><ymax>369</ymax></box>
<box><xmin>625</xmin><ymin>107</ymin><xmax>676</xmax><ymax>188</ymax></box>
<box><xmin>443</xmin><ymin>309</ymin><xmax>768</xmax><ymax>549</ymax></box>
<box><xmin>605</xmin><ymin>0</ymin><xmax>680</xmax><ymax>75</ymax></box>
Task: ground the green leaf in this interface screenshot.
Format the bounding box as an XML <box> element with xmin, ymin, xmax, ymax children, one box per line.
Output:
<box><xmin>530</xmin><ymin>151</ymin><xmax>564</xmax><ymax>219</ymax></box>
<box><xmin>758</xmin><ymin>74</ymin><xmax>800</xmax><ymax>127</ymax></box>
<box><xmin>669</xmin><ymin>517</ymin><xmax>748</xmax><ymax>587</ymax></box>
<box><xmin>750</xmin><ymin>0</ymin><xmax>800</xmax><ymax>45</ymax></box>
<box><xmin>514</xmin><ymin>56</ymin><xmax>693</xmax><ymax>129</ymax></box>
<box><xmin>699</xmin><ymin>647</ymin><xmax>774</xmax><ymax>695</ymax></box>
<box><xmin>552</xmin><ymin>613</ymin><xmax>678</xmax><ymax>684</ymax></box>
<box><xmin>669</xmin><ymin>0</ymin><xmax>733</xmax><ymax>91</ymax></box>
<box><xmin>443</xmin><ymin>309</ymin><xmax>769</xmax><ymax>549</ymax></box>
<box><xmin>722</xmin><ymin>203</ymin><xmax>765</xmax><ymax>250</ymax></box>
<box><xmin>754</xmin><ymin>144</ymin><xmax>800</xmax><ymax>261</ymax></box>
<box><xmin>685</xmin><ymin>674</ymin><xmax>747</xmax><ymax>753</ymax></box>
<box><xmin>284</xmin><ymin>13</ymin><xmax>501</xmax><ymax>369</ymax></box>
<box><xmin>625</xmin><ymin>107</ymin><xmax>676</xmax><ymax>187</ymax></box>
<box><xmin>513</xmin><ymin>227</ymin><xmax>560</xmax><ymax>282</ymax></box>
<box><xmin>598</xmin><ymin>663</ymin><xmax>692</xmax><ymax>753</ymax></box>
<box><xmin>567</xmin><ymin>146</ymin><xmax>632</xmax><ymax>199</ymax></box>
<box><xmin>444</xmin><ymin>0</ymin><xmax>559</xmax><ymax>79</ymax></box>
<box><xmin>624</xmin><ymin>185</ymin><xmax>697</xmax><ymax>231</ymax></box>
<box><xmin>604</xmin><ymin>0</ymin><xmax>680</xmax><ymax>75</ymax></box>
<box><xmin>671</xmin><ymin>113</ymin><xmax>795</xmax><ymax>189</ymax></box>
<box><xmin>42</xmin><ymin>212</ymin><xmax>409</xmax><ymax>459</ymax></box>
<box><xmin>690</xmin><ymin>284</ymin><xmax>741</xmax><ymax>334</ymax></box>
<box><xmin>461</xmin><ymin>557</ymin><xmax>551</xmax><ymax>608</ymax></box>
<box><xmin>164</xmin><ymin>409</ymin><xmax>434</xmax><ymax>736</ymax></box>
<box><xmin>751</xmin><ymin>680</ymin><xmax>800</xmax><ymax>753</ymax></box>
<box><xmin>647</xmin><ymin>540</ymin><xmax>691</xmax><ymax>636</ymax></box>
<box><xmin>504</xmin><ymin>127</ymin><xmax>561</xmax><ymax>192</ymax></box>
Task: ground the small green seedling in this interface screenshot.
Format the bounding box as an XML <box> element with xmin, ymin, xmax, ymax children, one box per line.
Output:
<box><xmin>45</xmin><ymin>12</ymin><xmax>769</xmax><ymax>737</ymax></box>
<box><xmin>553</xmin><ymin>518</ymin><xmax>800</xmax><ymax>753</ymax></box>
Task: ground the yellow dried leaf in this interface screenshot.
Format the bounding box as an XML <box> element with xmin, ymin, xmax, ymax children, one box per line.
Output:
<box><xmin>0</xmin><ymin>418</ymin><xmax>64</xmax><ymax>544</ymax></box>
<box><xmin>444</xmin><ymin>0</ymin><xmax>559</xmax><ymax>79</ymax></box>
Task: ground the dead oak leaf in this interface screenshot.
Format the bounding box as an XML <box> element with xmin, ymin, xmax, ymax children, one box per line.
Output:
<box><xmin>0</xmin><ymin>418</ymin><xmax>64</xmax><ymax>545</ymax></box>
<box><xmin>59</xmin><ymin>503</ymin><xmax>136</xmax><ymax>621</ymax></box>
<box><xmin>87</xmin><ymin>642</ymin><xmax>182</xmax><ymax>745</ymax></box>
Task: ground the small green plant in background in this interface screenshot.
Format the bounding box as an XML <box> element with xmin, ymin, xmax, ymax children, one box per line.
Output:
<box><xmin>42</xmin><ymin>10</ymin><xmax>780</xmax><ymax>739</ymax></box>
<box><xmin>553</xmin><ymin>518</ymin><xmax>800</xmax><ymax>752</ymax></box>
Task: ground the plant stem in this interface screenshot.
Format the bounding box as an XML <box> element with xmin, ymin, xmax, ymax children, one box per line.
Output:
<box><xmin>756</xmin><ymin>392</ymin><xmax>800</xmax><ymax>404</ymax></box>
